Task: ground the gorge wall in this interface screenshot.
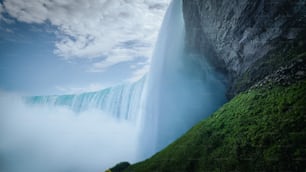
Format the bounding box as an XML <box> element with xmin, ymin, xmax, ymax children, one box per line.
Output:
<box><xmin>183</xmin><ymin>0</ymin><xmax>306</xmax><ymax>97</ymax></box>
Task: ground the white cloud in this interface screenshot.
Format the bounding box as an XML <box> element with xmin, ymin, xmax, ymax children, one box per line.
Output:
<box><xmin>0</xmin><ymin>4</ymin><xmax>15</xmax><ymax>26</ymax></box>
<box><xmin>89</xmin><ymin>43</ymin><xmax>151</xmax><ymax>72</ymax></box>
<box><xmin>55</xmin><ymin>83</ymin><xmax>108</xmax><ymax>94</ymax></box>
<box><xmin>0</xmin><ymin>3</ymin><xmax>3</xmax><ymax>16</ymax></box>
<box><xmin>126</xmin><ymin>63</ymin><xmax>150</xmax><ymax>83</ymax></box>
<box><xmin>0</xmin><ymin>3</ymin><xmax>6</xmax><ymax>22</ymax></box>
<box><xmin>2</xmin><ymin>0</ymin><xmax>170</xmax><ymax>73</ymax></box>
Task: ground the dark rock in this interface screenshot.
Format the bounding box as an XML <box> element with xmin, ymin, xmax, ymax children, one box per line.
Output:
<box><xmin>296</xmin><ymin>71</ymin><xmax>304</xmax><ymax>76</ymax></box>
<box><xmin>248</xmin><ymin>55</ymin><xmax>306</xmax><ymax>90</ymax></box>
<box><xmin>183</xmin><ymin>0</ymin><xmax>306</xmax><ymax>97</ymax></box>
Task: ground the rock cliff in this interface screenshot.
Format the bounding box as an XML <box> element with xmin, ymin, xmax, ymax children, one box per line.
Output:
<box><xmin>183</xmin><ymin>0</ymin><xmax>306</xmax><ymax>97</ymax></box>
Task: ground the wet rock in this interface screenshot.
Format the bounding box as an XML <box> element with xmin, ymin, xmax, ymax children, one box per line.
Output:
<box><xmin>296</xmin><ymin>71</ymin><xmax>304</xmax><ymax>76</ymax></box>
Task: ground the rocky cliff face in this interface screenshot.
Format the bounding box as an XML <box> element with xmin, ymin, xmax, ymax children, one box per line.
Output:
<box><xmin>183</xmin><ymin>0</ymin><xmax>306</xmax><ymax>97</ymax></box>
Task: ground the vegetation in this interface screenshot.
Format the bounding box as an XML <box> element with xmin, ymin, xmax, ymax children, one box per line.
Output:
<box><xmin>125</xmin><ymin>80</ymin><xmax>306</xmax><ymax>171</ymax></box>
<box><xmin>108</xmin><ymin>162</ymin><xmax>130</xmax><ymax>172</ymax></box>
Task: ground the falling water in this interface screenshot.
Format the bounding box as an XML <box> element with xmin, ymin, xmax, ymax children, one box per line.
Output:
<box><xmin>26</xmin><ymin>77</ymin><xmax>146</xmax><ymax>121</ymax></box>
<box><xmin>139</xmin><ymin>0</ymin><xmax>227</xmax><ymax>158</ymax></box>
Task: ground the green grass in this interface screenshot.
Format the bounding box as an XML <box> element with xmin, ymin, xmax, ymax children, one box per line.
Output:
<box><xmin>125</xmin><ymin>80</ymin><xmax>306</xmax><ymax>172</ymax></box>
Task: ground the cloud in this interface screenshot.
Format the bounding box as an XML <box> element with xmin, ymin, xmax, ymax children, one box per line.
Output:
<box><xmin>89</xmin><ymin>41</ymin><xmax>150</xmax><ymax>72</ymax></box>
<box><xmin>127</xmin><ymin>64</ymin><xmax>149</xmax><ymax>82</ymax></box>
<box><xmin>2</xmin><ymin>0</ymin><xmax>170</xmax><ymax>73</ymax></box>
<box><xmin>0</xmin><ymin>3</ymin><xmax>12</xmax><ymax>23</ymax></box>
<box><xmin>55</xmin><ymin>83</ymin><xmax>109</xmax><ymax>94</ymax></box>
<box><xmin>0</xmin><ymin>3</ymin><xmax>3</xmax><ymax>17</ymax></box>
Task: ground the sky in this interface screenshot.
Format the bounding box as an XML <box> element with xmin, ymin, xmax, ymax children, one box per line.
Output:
<box><xmin>0</xmin><ymin>0</ymin><xmax>170</xmax><ymax>95</ymax></box>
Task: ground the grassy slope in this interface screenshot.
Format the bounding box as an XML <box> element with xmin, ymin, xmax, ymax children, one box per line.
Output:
<box><xmin>125</xmin><ymin>81</ymin><xmax>306</xmax><ymax>172</ymax></box>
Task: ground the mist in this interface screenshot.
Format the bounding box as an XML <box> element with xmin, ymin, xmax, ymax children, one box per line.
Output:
<box><xmin>0</xmin><ymin>92</ymin><xmax>139</xmax><ymax>172</ymax></box>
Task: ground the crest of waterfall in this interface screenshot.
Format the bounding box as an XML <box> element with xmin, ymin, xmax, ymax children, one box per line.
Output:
<box><xmin>26</xmin><ymin>77</ymin><xmax>146</xmax><ymax>122</ymax></box>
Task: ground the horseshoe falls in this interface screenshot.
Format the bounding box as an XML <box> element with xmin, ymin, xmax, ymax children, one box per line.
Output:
<box><xmin>0</xmin><ymin>0</ymin><xmax>226</xmax><ymax>171</ymax></box>
<box><xmin>26</xmin><ymin>77</ymin><xmax>146</xmax><ymax>121</ymax></box>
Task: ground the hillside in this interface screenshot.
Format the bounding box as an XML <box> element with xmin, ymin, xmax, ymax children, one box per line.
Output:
<box><xmin>123</xmin><ymin>75</ymin><xmax>306</xmax><ymax>172</ymax></box>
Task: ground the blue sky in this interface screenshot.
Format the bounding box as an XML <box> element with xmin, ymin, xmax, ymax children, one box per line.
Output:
<box><xmin>0</xmin><ymin>0</ymin><xmax>169</xmax><ymax>95</ymax></box>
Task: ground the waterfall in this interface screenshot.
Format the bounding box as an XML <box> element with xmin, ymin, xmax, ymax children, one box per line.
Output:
<box><xmin>139</xmin><ymin>0</ymin><xmax>227</xmax><ymax>158</ymax></box>
<box><xmin>26</xmin><ymin>77</ymin><xmax>146</xmax><ymax>122</ymax></box>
